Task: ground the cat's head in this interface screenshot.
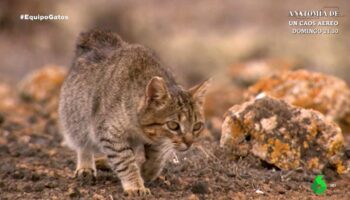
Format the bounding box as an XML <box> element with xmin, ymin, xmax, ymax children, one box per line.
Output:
<box><xmin>138</xmin><ymin>76</ymin><xmax>211</xmax><ymax>151</ymax></box>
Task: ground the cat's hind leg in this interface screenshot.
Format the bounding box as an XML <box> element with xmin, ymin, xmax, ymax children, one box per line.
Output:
<box><xmin>61</xmin><ymin>120</ymin><xmax>97</xmax><ymax>181</ymax></box>
<box><xmin>75</xmin><ymin>146</ymin><xmax>97</xmax><ymax>182</ymax></box>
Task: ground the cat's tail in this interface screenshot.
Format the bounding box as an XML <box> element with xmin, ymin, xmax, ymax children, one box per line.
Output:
<box><xmin>75</xmin><ymin>29</ymin><xmax>124</xmax><ymax>57</ymax></box>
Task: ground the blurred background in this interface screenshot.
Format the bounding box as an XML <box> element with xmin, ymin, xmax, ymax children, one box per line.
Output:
<box><xmin>0</xmin><ymin>0</ymin><xmax>349</xmax><ymax>85</ymax></box>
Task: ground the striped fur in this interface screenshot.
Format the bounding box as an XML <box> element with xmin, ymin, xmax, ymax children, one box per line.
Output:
<box><xmin>58</xmin><ymin>30</ymin><xmax>210</xmax><ymax>196</ymax></box>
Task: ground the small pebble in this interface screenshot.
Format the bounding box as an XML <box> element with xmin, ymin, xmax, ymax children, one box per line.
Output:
<box><xmin>45</xmin><ymin>181</ymin><xmax>59</xmax><ymax>188</ymax></box>
<box><xmin>1</xmin><ymin>163</ymin><xmax>15</xmax><ymax>174</ymax></box>
<box><xmin>27</xmin><ymin>116</ymin><xmax>38</xmax><ymax>124</ymax></box>
<box><xmin>68</xmin><ymin>187</ymin><xmax>81</xmax><ymax>199</ymax></box>
<box><xmin>255</xmin><ymin>189</ymin><xmax>264</xmax><ymax>194</ymax></box>
<box><xmin>30</xmin><ymin>173</ymin><xmax>42</xmax><ymax>182</ymax></box>
<box><xmin>33</xmin><ymin>182</ymin><xmax>45</xmax><ymax>192</ymax></box>
<box><xmin>187</xmin><ymin>194</ymin><xmax>200</xmax><ymax>200</ymax></box>
<box><xmin>0</xmin><ymin>145</ymin><xmax>10</xmax><ymax>155</ymax></box>
<box><xmin>191</xmin><ymin>181</ymin><xmax>209</xmax><ymax>194</ymax></box>
<box><xmin>12</xmin><ymin>170</ymin><xmax>25</xmax><ymax>179</ymax></box>
<box><xmin>23</xmin><ymin>184</ymin><xmax>32</xmax><ymax>192</ymax></box>
<box><xmin>276</xmin><ymin>186</ymin><xmax>286</xmax><ymax>194</ymax></box>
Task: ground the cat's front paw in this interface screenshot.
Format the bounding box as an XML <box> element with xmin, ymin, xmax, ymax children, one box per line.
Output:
<box><xmin>123</xmin><ymin>187</ymin><xmax>151</xmax><ymax>197</ymax></box>
<box><xmin>74</xmin><ymin>168</ymin><xmax>96</xmax><ymax>183</ymax></box>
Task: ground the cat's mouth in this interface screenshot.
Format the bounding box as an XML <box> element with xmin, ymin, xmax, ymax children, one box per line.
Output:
<box><xmin>175</xmin><ymin>143</ymin><xmax>191</xmax><ymax>152</ymax></box>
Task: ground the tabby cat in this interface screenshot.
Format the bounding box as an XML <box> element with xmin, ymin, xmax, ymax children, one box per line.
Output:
<box><xmin>58</xmin><ymin>30</ymin><xmax>210</xmax><ymax>196</ymax></box>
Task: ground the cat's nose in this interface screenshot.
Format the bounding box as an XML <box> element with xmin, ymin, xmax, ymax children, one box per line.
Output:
<box><xmin>185</xmin><ymin>141</ymin><xmax>193</xmax><ymax>148</ymax></box>
<box><xmin>183</xmin><ymin>135</ymin><xmax>193</xmax><ymax>148</ymax></box>
<box><xmin>185</xmin><ymin>142</ymin><xmax>193</xmax><ymax>148</ymax></box>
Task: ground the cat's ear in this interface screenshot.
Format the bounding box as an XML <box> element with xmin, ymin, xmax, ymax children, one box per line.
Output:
<box><xmin>145</xmin><ymin>76</ymin><xmax>170</xmax><ymax>106</ymax></box>
<box><xmin>189</xmin><ymin>78</ymin><xmax>212</xmax><ymax>105</ymax></box>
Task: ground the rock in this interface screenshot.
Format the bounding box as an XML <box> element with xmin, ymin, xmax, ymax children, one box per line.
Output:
<box><xmin>221</xmin><ymin>96</ymin><xmax>347</xmax><ymax>174</ymax></box>
<box><xmin>18</xmin><ymin>65</ymin><xmax>66</xmax><ymax>102</ymax></box>
<box><xmin>12</xmin><ymin>170</ymin><xmax>25</xmax><ymax>179</ymax></box>
<box><xmin>233</xmin><ymin>192</ymin><xmax>246</xmax><ymax>200</ymax></box>
<box><xmin>23</xmin><ymin>184</ymin><xmax>32</xmax><ymax>192</ymax></box>
<box><xmin>191</xmin><ymin>181</ymin><xmax>209</xmax><ymax>194</ymax></box>
<box><xmin>1</xmin><ymin>163</ymin><xmax>15</xmax><ymax>174</ymax></box>
<box><xmin>273</xmin><ymin>184</ymin><xmax>286</xmax><ymax>194</ymax></box>
<box><xmin>92</xmin><ymin>193</ymin><xmax>105</xmax><ymax>200</ymax></box>
<box><xmin>33</xmin><ymin>182</ymin><xmax>45</xmax><ymax>192</ymax></box>
<box><xmin>18</xmin><ymin>146</ymin><xmax>37</xmax><ymax>157</ymax></box>
<box><xmin>45</xmin><ymin>180</ymin><xmax>58</xmax><ymax>188</ymax></box>
<box><xmin>187</xmin><ymin>194</ymin><xmax>200</xmax><ymax>200</ymax></box>
<box><xmin>245</xmin><ymin>70</ymin><xmax>350</xmax><ymax>124</ymax></box>
<box><xmin>18</xmin><ymin>65</ymin><xmax>67</xmax><ymax>120</ymax></box>
<box><xmin>0</xmin><ymin>144</ymin><xmax>9</xmax><ymax>155</ymax></box>
<box><xmin>30</xmin><ymin>173</ymin><xmax>42</xmax><ymax>182</ymax></box>
<box><xmin>27</xmin><ymin>115</ymin><xmax>38</xmax><ymax>124</ymax></box>
<box><xmin>67</xmin><ymin>186</ymin><xmax>81</xmax><ymax>199</ymax></box>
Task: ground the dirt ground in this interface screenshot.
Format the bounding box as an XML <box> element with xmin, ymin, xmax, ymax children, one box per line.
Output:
<box><xmin>0</xmin><ymin>94</ymin><xmax>350</xmax><ymax>200</ymax></box>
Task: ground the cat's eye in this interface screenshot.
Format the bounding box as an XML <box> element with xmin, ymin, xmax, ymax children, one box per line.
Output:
<box><xmin>193</xmin><ymin>122</ymin><xmax>203</xmax><ymax>132</ymax></box>
<box><xmin>166</xmin><ymin>121</ymin><xmax>180</xmax><ymax>131</ymax></box>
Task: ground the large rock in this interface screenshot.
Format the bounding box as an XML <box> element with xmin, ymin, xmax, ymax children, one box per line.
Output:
<box><xmin>220</xmin><ymin>95</ymin><xmax>348</xmax><ymax>174</ymax></box>
<box><xmin>245</xmin><ymin>70</ymin><xmax>350</xmax><ymax>124</ymax></box>
<box><xmin>18</xmin><ymin>65</ymin><xmax>66</xmax><ymax>102</ymax></box>
<box><xmin>18</xmin><ymin>65</ymin><xmax>67</xmax><ymax>120</ymax></box>
<box><xmin>0</xmin><ymin>66</ymin><xmax>67</xmax><ymax>139</ymax></box>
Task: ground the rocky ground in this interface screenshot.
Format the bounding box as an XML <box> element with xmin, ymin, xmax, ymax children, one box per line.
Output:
<box><xmin>1</xmin><ymin>117</ymin><xmax>350</xmax><ymax>200</ymax></box>
<box><xmin>0</xmin><ymin>68</ymin><xmax>350</xmax><ymax>200</ymax></box>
